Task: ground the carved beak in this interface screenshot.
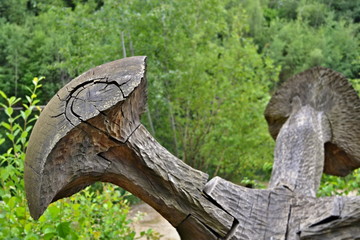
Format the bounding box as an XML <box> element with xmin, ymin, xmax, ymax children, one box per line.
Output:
<box><xmin>24</xmin><ymin>56</ymin><xmax>233</xmax><ymax>239</ymax></box>
<box><xmin>24</xmin><ymin>56</ymin><xmax>147</xmax><ymax>219</ymax></box>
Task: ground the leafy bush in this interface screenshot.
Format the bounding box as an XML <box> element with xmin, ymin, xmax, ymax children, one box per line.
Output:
<box><xmin>318</xmin><ymin>170</ymin><xmax>360</xmax><ymax>197</ymax></box>
<box><xmin>0</xmin><ymin>77</ymin><xmax>160</xmax><ymax>239</ymax></box>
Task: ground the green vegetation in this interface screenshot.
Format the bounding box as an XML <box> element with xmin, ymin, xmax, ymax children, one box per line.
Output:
<box><xmin>0</xmin><ymin>0</ymin><xmax>281</xmax><ymax>182</ymax></box>
<box><xmin>244</xmin><ymin>0</ymin><xmax>360</xmax><ymax>82</ymax></box>
<box><xmin>1</xmin><ymin>0</ymin><xmax>360</xmax><ymax>238</ymax></box>
<box><xmin>0</xmin><ymin>79</ymin><xmax>160</xmax><ymax>239</ymax></box>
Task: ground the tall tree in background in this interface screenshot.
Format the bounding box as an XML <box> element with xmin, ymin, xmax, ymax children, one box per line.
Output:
<box><xmin>0</xmin><ymin>0</ymin><xmax>279</xmax><ymax>181</ymax></box>
<box><xmin>1</xmin><ymin>0</ymin><xmax>359</xmax><ymax>182</ymax></box>
<box><xmin>243</xmin><ymin>0</ymin><xmax>360</xmax><ymax>83</ymax></box>
<box><xmin>108</xmin><ymin>0</ymin><xmax>279</xmax><ymax>179</ymax></box>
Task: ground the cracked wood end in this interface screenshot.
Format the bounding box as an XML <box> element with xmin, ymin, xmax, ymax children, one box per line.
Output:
<box><xmin>25</xmin><ymin>56</ymin><xmax>147</xmax><ymax>219</ymax></box>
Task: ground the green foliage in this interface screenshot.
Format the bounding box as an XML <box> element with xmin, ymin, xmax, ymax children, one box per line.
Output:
<box><xmin>0</xmin><ymin>1</ymin><xmax>359</xmax><ymax>238</ymax></box>
<box><xmin>297</xmin><ymin>2</ymin><xmax>330</xmax><ymax>27</ymax></box>
<box><xmin>1</xmin><ymin>0</ymin><xmax>360</xmax><ymax>186</ymax></box>
<box><xmin>0</xmin><ymin>79</ymin><xmax>159</xmax><ymax>239</ymax></box>
<box><xmin>318</xmin><ymin>170</ymin><xmax>360</xmax><ymax>197</ymax></box>
<box><xmin>262</xmin><ymin>18</ymin><xmax>358</xmax><ymax>81</ymax></box>
<box><xmin>319</xmin><ymin>0</ymin><xmax>360</xmax><ymax>23</ymax></box>
<box><xmin>350</xmin><ymin>79</ymin><xmax>360</xmax><ymax>94</ymax></box>
<box><xmin>0</xmin><ymin>0</ymin><xmax>29</xmax><ymax>24</ymax></box>
<box><xmin>245</xmin><ymin>0</ymin><xmax>360</xmax><ymax>82</ymax></box>
<box><xmin>115</xmin><ymin>0</ymin><xmax>280</xmax><ymax>180</ymax></box>
<box><xmin>268</xmin><ymin>0</ymin><xmax>299</xmax><ymax>20</ymax></box>
<box><xmin>240</xmin><ymin>177</ymin><xmax>266</xmax><ymax>189</ymax></box>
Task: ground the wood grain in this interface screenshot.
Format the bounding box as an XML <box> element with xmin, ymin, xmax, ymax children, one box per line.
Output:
<box><xmin>25</xmin><ymin>56</ymin><xmax>233</xmax><ymax>239</ymax></box>
<box><xmin>24</xmin><ymin>59</ymin><xmax>360</xmax><ymax>239</ymax></box>
<box><xmin>265</xmin><ymin>67</ymin><xmax>360</xmax><ymax>176</ymax></box>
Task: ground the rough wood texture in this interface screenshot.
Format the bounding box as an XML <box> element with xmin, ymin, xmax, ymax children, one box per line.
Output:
<box><xmin>265</xmin><ymin>67</ymin><xmax>360</xmax><ymax>176</ymax></box>
<box><xmin>269</xmin><ymin>103</ymin><xmax>330</xmax><ymax>197</ymax></box>
<box><xmin>25</xmin><ymin>59</ymin><xmax>360</xmax><ymax>239</ymax></box>
<box><xmin>205</xmin><ymin>177</ymin><xmax>360</xmax><ymax>240</ymax></box>
<box><xmin>25</xmin><ymin>56</ymin><xmax>233</xmax><ymax>239</ymax></box>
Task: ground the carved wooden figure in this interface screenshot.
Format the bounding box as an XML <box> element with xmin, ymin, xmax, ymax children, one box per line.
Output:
<box><xmin>24</xmin><ymin>56</ymin><xmax>360</xmax><ymax>239</ymax></box>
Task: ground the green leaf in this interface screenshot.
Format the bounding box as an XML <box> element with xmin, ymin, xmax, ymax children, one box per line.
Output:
<box><xmin>48</xmin><ymin>205</ymin><xmax>60</xmax><ymax>218</ymax></box>
<box><xmin>26</xmin><ymin>96</ymin><xmax>32</xmax><ymax>104</ymax></box>
<box><xmin>8</xmin><ymin>117</ymin><xmax>14</xmax><ymax>124</ymax></box>
<box><xmin>13</xmin><ymin>143</ymin><xmax>22</xmax><ymax>153</ymax></box>
<box><xmin>8</xmin><ymin>96</ymin><xmax>20</xmax><ymax>105</ymax></box>
<box><xmin>42</xmin><ymin>224</ymin><xmax>55</xmax><ymax>233</ymax></box>
<box><xmin>32</xmin><ymin>77</ymin><xmax>39</xmax><ymax>85</ymax></box>
<box><xmin>25</xmin><ymin>86</ymin><xmax>32</xmax><ymax>93</ymax></box>
<box><xmin>15</xmin><ymin>206</ymin><xmax>26</xmax><ymax>218</ymax></box>
<box><xmin>6</xmin><ymin>147</ymin><xmax>13</xmax><ymax>154</ymax></box>
<box><xmin>24</xmin><ymin>223</ymin><xmax>33</xmax><ymax>234</ymax></box>
<box><xmin>0</xmin><ymin>90</ymin><xmax>7</xmax><ymax>99</ymax></box>
<box><xmin>6</xmin><ymin>133</ymin><xmax>14</xmax><ymax>142</ymax></box>
<box><xmin>12</xmin><ymin>114</ymin><xmax>21</xmax><ymax>122</ymax></box>
<box><xmin>5</xmin><ymin>107</ymin><xmax>13</xmax><ymax>117</ymax></box>
<box><xmin>67</xmin><ymin>231</ymin><xmax>79</xmax><ymax>240</ymax></box>
<box><xmin>43</xmin><ymin>233</ymin><xmax>57</xmax><ymax>240</ymax></box>
<box><xmin>1</xmin><ymin>122</ymin><xmax>11</xmax><ymax>130</ymax></box>
<box><xmin>13</xmin><ymin>128</ymin><xmax>21</xmax><ymax>137</ymax></box>
<box><xmin>20</xmin><ymin>110</ymin><xmax>27</xmax><ymax>120</ymax></box>
<box><xmin>1</xmin><ymin>168</ymin><xmax>10</xmax><ymax>181</ymax></box>
<box><xmin>24</xmin><ymin>233</ymin><xmax>40</xmax><ymax>240</ymax></box>
<box><xmin>15</xmin><ymin>97</ymin><xmax>21</xmax><ymax>105</ymax></box>
<box><xmin>24</xmin><ymin>109</ymin><xmax>32</xmax><ymax>118</ymax></box>
<box><xmin>20</xmin><ymin>131</ymin><xmax>28</xmax><ymax>140</ymax></box>
<box><xmin>56</xmin><ymin>222</ymin><xmax>71</xmax><ymax>238</ymax></box>
<box><xmin>26</xmin><ymin>126</ymin><xmax>33</xmax><ymax>132</ymax></box>
<box><xmin>7</xmin><ymin>196</ymin><xmax>18</xmax><ymax>209</ymax></box>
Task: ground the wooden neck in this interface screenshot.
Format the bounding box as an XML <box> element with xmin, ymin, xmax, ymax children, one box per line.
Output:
<box><xmin>269</xmin><ymin>104</ymin><xmax>331</xmax><ymax>197</ymax></box>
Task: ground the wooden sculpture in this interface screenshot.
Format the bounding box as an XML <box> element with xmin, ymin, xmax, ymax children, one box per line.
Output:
<box><xmin>24</xmin><ymin>56</ymin><xmax>360</xmax><ymax>239</ymax></box>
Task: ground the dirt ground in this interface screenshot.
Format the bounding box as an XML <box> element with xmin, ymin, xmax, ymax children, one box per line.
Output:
<box><xmin>129</xmin><ymin>202</ymin><xmax>180</xmax><ymax>240</ymax></box>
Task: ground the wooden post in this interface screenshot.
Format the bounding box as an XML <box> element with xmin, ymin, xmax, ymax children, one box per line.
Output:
<box><xmin>24</xmin><ymin>58</ymin><xmax>360</xmax><ymax>239</ymax></box>
<box><xmin>269</xmin><ymin>103</ymin><xmax>330</xmax><ymax>197</ymax></box>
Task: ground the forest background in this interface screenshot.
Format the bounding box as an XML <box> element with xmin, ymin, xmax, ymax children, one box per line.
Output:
<box><xmin>1</xmin><ymin>0</ymin><xmax>360</xmax><ymax>239</ymax></box>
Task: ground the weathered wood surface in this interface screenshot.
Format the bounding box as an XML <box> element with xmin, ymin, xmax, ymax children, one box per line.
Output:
<box><xmin>24</xmin><ymin>56</ymin><xmax>233</xmax><ymax>239</ymax></box>
<box><xmin>24</xmin><ymin>58</ymin><xmax>360</xmax><ymax>239</ymax></box>
<box><xmin>265</xmin><ymin>67</ymin><xmax>360</xmax><ymax>177</ymax></box>
<box><xmin>269</xmin><ymin>103</ymin><xmax>330</xmax><ymax>197</ymax></box>
<box><xmin>205</xmin><ymin>177</ymin><xmax>360</xmax><ymax>239</ymax></box>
